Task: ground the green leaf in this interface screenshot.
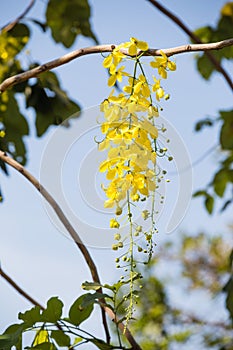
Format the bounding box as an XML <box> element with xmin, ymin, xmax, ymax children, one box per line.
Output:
<box><xmin>51</xmin><ymin>330</ymin><xmax>70</xmax><ymax>347</ymax></box>
<box><xmin>18</xmin><ymin>306</ymin><xmax>42</xmax><ymax>326</ymax></box>
<box><xmin>80</xmin><ymin>292</ymin><xmax>112</xmax><ymax>308</ymax></box>
<box><xmin>1</xmin><ymin>23</ymin><xmax>30</xmax><ymax>60</ymax></box>
<box><xmin>82</xmin><ymin>281</ymin><xmax>102</xmax><ymax>291</ymax></box>
<box><xmin>213</xmin><ymin>169</ymin><xmax>232</xmax><ymax>197</ymax></box>
<box><xmin>205</xmin><ymin>195</ymin><xmax>214</xmax><ymax>214</ymax></box>
<box><xmin>30</xmin><ymin>19</ymin><xmax>47</xmax><ymax>33</ymax></box>
<box><xmin>46</xmin><ymin>0</ymin><xmax>97</xmax><ymax>48</ymax></box>
<box><xmin>68</xmin><ymin>294</ymin><xmax>94</xmax><ymax>326</ymax></box>
<box><xmin>2</xmin><ymin>92</ymin><xmax>29</xmax><ymax>164</ymax></box>
<box><xmin>218</xmin><ymin>16</ymin><xmax>233</xmax><ymax>41</ymax></box>
<box><xmin>195</xmin><ymin>118</ymin><xmax>214</xmax><ymax>132</ymax></box>
<box><xmin>193</xmin><ymin>190</ymin><xmax>214</xmax><ymax>214</ymax></box>
<box><xmin>196</xmin><ymin>54</ymin><xmax>215</xmax><ymax>80</ymax></box>
<box><xmin>41</xmin><ymin>297</ymin><xmax>63</xmax><ymax>323</ymax></box>
<box><xmin>221</xmin><ymin>2</ymin><xmax>233</xmax><ymax>17</ymax></box>
<box><xmin>193</xmin><ymin>190</ymin><xmax>208</xmax><ymax>198</ymax></box>
<box><xmin>89</xmin><ymin>338</ymin><xmax>114</xmax><ymax>350</ymax></box>
<box><xmin>72</xmin><ymin>337</ymin><xmax>83</xmax><ymax>346</ymax></box>
<box><xmin>193</xmin><ymin>2</ymin><xmax>233</xmax><ymax>81</ymax></box>
<box><xmin>229</xmin><ymin>249</ymin><xmax>233</xmax><ymax>269</ymax></box>
<box><xmin>8</xmin><ymin>23</ymin><xmax>30</xmax><ymax>48</ymax></box>
<box><xmin>220</xmin><ymin>199</ymin><xmax>232</xmax><ymax>212</ymax></box>
<box><xmin>25</xmin><ymin>75</ymin><xmax>80</xmax><ymax>137</ymax></box>
<box><xmin>193</xmin><ymin>26</ymin><xmax>213</xmax><ymax>43</ymax></box>
<box><xmin>220</xmin><ymin>110</ymin><xmax>233</xmax><ymax>150</ymax></box>
<box><xmin>223</xmin><ymin>276</ymin><xmax>233</xmax><ymax>321</ymax></box>
<box><xmin>0</xmin><ymin>323</ymin><xmax>25</xmax><ymax>349</ymax></box>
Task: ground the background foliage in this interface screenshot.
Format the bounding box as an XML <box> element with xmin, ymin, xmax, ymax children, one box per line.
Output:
<box><xmin>0</xmin><ymin>1</ymin><xmax>232</xmax><ymax>349</ymax></box>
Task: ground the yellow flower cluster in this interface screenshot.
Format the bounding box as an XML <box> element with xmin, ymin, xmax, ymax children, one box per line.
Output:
<box><xmin>99</xmin><ymin>38</ymin><xmax>176</xmax><ymax>227</ymax></box>
<box><xmin>98</xmin><ymin>37</ymin><xmax>176</xmax><ymax>326</ymax></box>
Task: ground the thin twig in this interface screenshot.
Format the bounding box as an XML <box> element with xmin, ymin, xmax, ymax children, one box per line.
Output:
<box><xmin>1</xmin><ymin>0</ymin><xmax>36</xmax><ymax>33</ymax></box>
<box><xmin>147</xmin><ymin>0</ymin><xmax>233</xmax><ymax>91</ymax></box>
<box><xmin>0</xmin><ymin>265</ymin><xmax>44</xmax><ymax>309</ymax></box>
<box><xmin>0</xmin><ymin>150</ymin><xmax>142</xmax><ymax>350</ymax></box>
<box><xmin>0</xmin><ymin>39</ymin><xmax>232</xmax><ymax>93</ymax></box>
<box><xmin>0</xmin><ymin>265</ymin><xmax>76</xmax><ymax>349</ymax></box>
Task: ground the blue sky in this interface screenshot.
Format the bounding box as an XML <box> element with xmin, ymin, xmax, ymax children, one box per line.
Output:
<box><xmin>0</xmin><ymin>0</ymin><xmax>232</xmax><ymax>347</ymax></box>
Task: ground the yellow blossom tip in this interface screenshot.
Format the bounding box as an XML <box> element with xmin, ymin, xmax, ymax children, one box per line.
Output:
<box><xmin>110</xmin><ymin>218</ymin><xmax>120</xmax><ymax>229</ymax></box>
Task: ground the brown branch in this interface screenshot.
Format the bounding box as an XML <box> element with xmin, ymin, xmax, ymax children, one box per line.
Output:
<box><xmin>147</xmin><ymin>0</ymin><xmax>233</xmax><ymax>91</ymax></box>
<box><xmin>0</xmin><ymin>39</ymin><xmax>232</xmax><ymax>94</ymax></box>
<box><xmin>0</xmin><ymin>265</ymin><xmax>44</xmax><ymax>309</ymax></box>
<box><xmin>0</xmin><ymin>265</ymin><xmax>76</xmax><ymax>349</ymax></box>
<box><xmin>1</xmin><ymin>0</ymin><xmax>36</xmax><ymax>33</ymax></box>
<box><xmin>0</xmin><ymin>150</ymin><xmax>141</xmax><ymax>350</ymax></box>
<box><xmin>171</xmin><ymin>307</ymin><xmax>233</xmax><ymax>331</ymax></box>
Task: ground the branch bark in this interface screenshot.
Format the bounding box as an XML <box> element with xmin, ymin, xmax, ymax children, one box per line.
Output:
<box><xmin>147</xmin><ymin>0</ymin><xmax>233</xmax><ymax>91</ymax></box>
<box><xmin>1</xmin><ymin>0</ymin><xmax>36</xmax><ymax>33</ymax></box>
<box><xmin>0</xmin><ymin>150</ymin><xmax>142</xmax><ymax>350</ymax></box>
<box><xmin>0</xmin><ymin>39</ymin><xmax>232</xmax><ymax>93</ymax></box>
<box><xmin>0</xmin><ymin>265</ymin><xmax>44</xmax><ymax>309</ymax></box>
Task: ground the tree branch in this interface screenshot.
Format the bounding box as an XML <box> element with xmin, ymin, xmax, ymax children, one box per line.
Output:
<box><xmin>0</xmin><ymin>39</ymin><xmax>232</xmax><ymax>93</ymax></box>
<box><xmin>0</xmin><ymin>265</ymin><xmax>44</xmax><ymax>309</ymax></box>
<box><xmin>0</xmin><ymin>265</ymin><xmax>76</xmax><ymax>349</ymax></box>
<box><xmin>146</xmin><ymin>0</ymin><xmax>233</xmax><ymax>91</ymax></box>
<box><xmin>1</xmin><ymin>0</ymin><xmax>36</xmax><ymax>33</ymax></box>
<box><xmin>0</xmin><ymin>150</ymin><xmax>142</xmax><ymax>350</ymax></box>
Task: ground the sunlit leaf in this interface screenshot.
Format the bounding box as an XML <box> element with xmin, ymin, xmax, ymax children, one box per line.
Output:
<box><xmin>193</xmin><ymin>26</ymin><xmax>213</xmax><ymax>43</ymax></box>
<box><xmin>46</xmin><ymin>0</ymin><xmax>97</xmax><ymax>48</ymax></box>
<box><xmin>33</xmin><ymin>330</ymin><xmax>49</xmax><ymax>346</ymax></box>
<box><xmin>27</xmin><ymin>342</ymin><xmax>57</xmax><ymax>350</ymax></box>
<box><xmin>82</xmin><ymin>281</ymin><xmax>102</xmax><ymax>291</ymax></box>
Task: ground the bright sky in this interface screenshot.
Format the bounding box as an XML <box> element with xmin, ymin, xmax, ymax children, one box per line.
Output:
<box><xmin>0</xmin><ymin>0</ymin><xmax>232</xmax><ymax>348</ymax></box>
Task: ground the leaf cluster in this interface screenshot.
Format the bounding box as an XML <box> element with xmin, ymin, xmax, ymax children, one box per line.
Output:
<box><xmin>0</xmin><ymin>0</ymin><xmax>98</xmax><ymax>201</ymax></box>
<box><xmin>0</xmin><ymin>294</ymin><xmax>114</xmax><ymax>350</ymax></box>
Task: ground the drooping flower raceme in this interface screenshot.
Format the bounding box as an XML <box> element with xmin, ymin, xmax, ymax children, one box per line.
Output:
<box><xmin>98</xmin><ymin>37</ymin><xmax>176</xmax><ymax>325</ymax></box>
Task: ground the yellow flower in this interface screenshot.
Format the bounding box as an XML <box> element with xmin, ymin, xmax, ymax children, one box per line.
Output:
<box><xmin>140</xmin><ymin>118</ymin><xmax>158</xmax><ymax>139</ymax></box>
<box><xmin>131</xmin><ymin>193</ymin><xmax>140</xmax><ymax>201</ymax></box>
<box><xmin>108</xmin><ymin>66</ymin><xmax>129</xmax><ymax>87</ymax></box>
<box><xmin>103</xmin><ymin>49</ymin><xmax>126</xmax><ymax>70</ymax></box>
<box><xmin>128</xmin><ymin>37</ymin><xmax>149</xmax><ymax>56</ymax></box>
<box><xmin>110</xmin><ymin>218</ymin><xmax>120</xmax><ymax>229</ymax></box>
<box><xmin>115</xmin><ymin>205</ymin><xmax>122</xmax><ymax>215</ymax></box>
<box><xmin>103</xmin><ymin>54</ymin><xmax>113</xmax><ymax>68</ymax></box>
<box><xmin>148</xmin><ymin>105</ymin><xmax>159</xmax><ymax>119</ymax></box>
<box><xmin>0</xmin><ymin>130</ymin><xmax>5</xmax><ymax>138</ymax></box>
<box><xmin>156</xmin><ymin>87</ymin><xmax>165</xmax><ymax>101</ymax></box>
<box><xmin>150</xmin><ymin>50</ymin><xmax>176</xmax><ymax>79</ymax></box>
<box><xmin>152</xmin><ymin>77</ymin><xmax>165</xmax><ymax>101</ymax></box>
<box><xmin>98</xmin><ymin>138</ymin><xmax>110</xmax><ymax>151</ymax></box>
<box><xmin>114</xmin><ymin>233</ymin><xmax>121</xmax><ymax>240</ymax></box>
<box><xmin>142</xmin><ymin>210</ymin><xmax>150</xmax><ymax>220</ymax></box>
